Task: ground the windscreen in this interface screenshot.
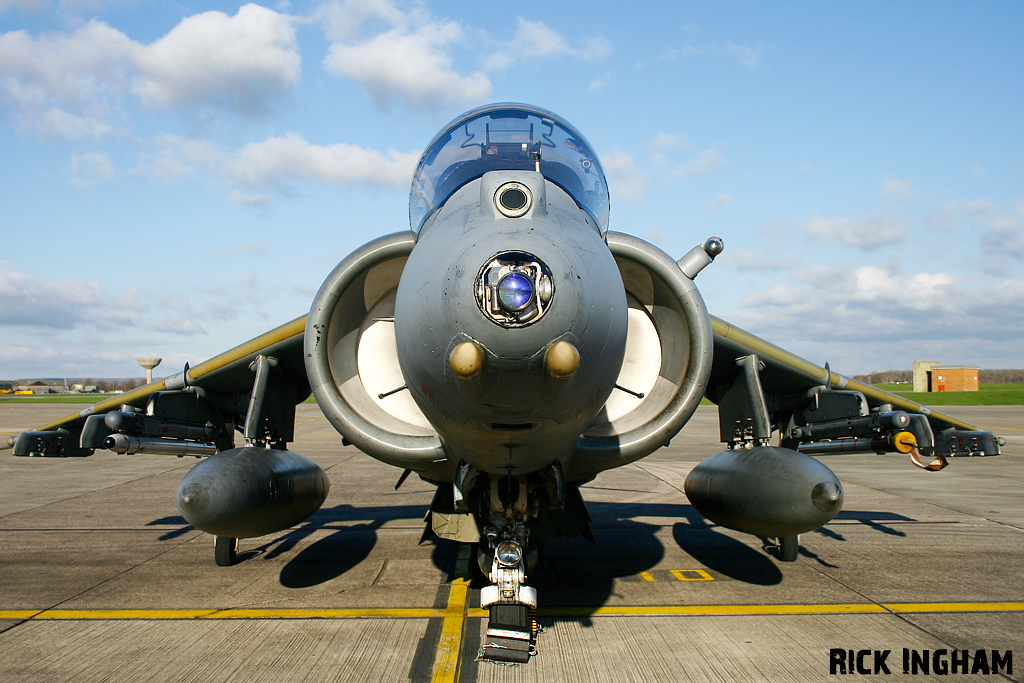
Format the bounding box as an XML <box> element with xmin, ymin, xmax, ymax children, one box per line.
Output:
<box><xmin>409</xmin><ymin>103</ymin><xmax>609</xmax><ymax>232</ymax></box>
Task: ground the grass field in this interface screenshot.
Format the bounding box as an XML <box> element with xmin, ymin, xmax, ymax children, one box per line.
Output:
<box><xmin>0</xmin><ymin>393</ymin><xmax>125</xmax><ymax>404</ymax></box>
<box><xmin>871</xmin><ymin>383</ymin><xmax>1024</xmax><ymax>405</ymax></box>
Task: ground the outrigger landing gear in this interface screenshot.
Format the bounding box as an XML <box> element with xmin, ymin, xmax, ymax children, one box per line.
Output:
<box><xmin>776</xmin><ymin>535</ymin><xmax>799</xmax><ymax>562</ymax></box>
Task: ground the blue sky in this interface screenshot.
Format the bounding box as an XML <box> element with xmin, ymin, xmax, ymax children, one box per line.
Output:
<box><xmin>1</xmin><ymin>0</ymin><xmax>1021</xmax><ymax>380</ymax></box>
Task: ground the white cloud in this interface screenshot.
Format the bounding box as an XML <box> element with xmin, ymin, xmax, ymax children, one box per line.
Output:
<box><xmin>485</xmin><ymin>18</ymin><xmax>569</xmax><ymax>70</ymax></box>
<box><xmin>316</xmin><ymin>0</ymin><xmax>408</xmax><ymax>42</ymax></box>
<box><xmin>0</xmin><ymin>21</ymin><xmax>135</xmax><ymax>138</ymax></box>
<box><xmin>0</xmin><ymin>5</ymin><xmax>299</xmax><ymax>139</ymax></box>
<box><xmin>603</xmin><ymin>150</ymin><xmax>646</xmax><ymax>201</ymax></box>
<box><xmin>720</xmin><ymin>249</ymin><xmax>800</xmax><ymax>273</ymax></box>
<box><xmin>732</xmin><ymin>263</ymin><xmax>1024</xmax><ymax>372</ymax></box>
<box><xmin>881</xmin><ymin>178</ymin><xmax>914</xmax><ymax>201</ymax></box>
<box><xmin>648</xmin><ymin>131</ymin><xmax>724</xmax><ymax>179</ymax></box>
<box><xmin>69</xmin><ymin>151</ymin><xmax>115</xmax><ymax>187</ymax></box>
<box><xmin>149</xmin><ymin>318</ymin><xmax>205</xmax><ymax>335</ymax></box>
<box><xmin>326</xmin><ymin>25</ymin><xmax>488</xmax><ymax>110</ymax></box>
<box><xmin>151</xmin><ymin>132</ymin><xmax>419</xmax><ymax>197</ymax></box>
<box><xmin>0</xmin><ymin>0</ymin><xmax>46</xmax><ymax>12</ymax></box>
<box><xmin>927</xmin><ymin>200</ymin><xmax>1024</xmax><ymax>267</ymax></box>
<box><xmin>229</xmin><ymin>242</ymin><xmax>271</xmax><ymax>255</ymax></box>
<box><xmin>231</xmin><ymin>132</ymin><xmax>419</xmax><ymax>189</ymax></box>
<box><xmin>725</xmin><ymin>41</ymin><xmax>764</xmax><ymax>68</ymax></box>
<box><xmin>652</xmin><ymin>131</ymin><xmax>684</xmax><ymax>150</ymax></box>
<box><xmin>582</xmin><ymin>36</ymin><xmax>614</xmax><ymax>62</ymax></box>
<box><xmin>485</xmin><ymin>17</ymin><xmax>612</xmax><ymax>70</ymax></box>
<box><xmin>0</xmin><ymin>268</ymin><xmax>144</xmax><ymax>331</ymax></box>
<box><xmin>133</xmin><ymin>4</ymin><xmax>299</xmax><ymax>114</ymax></box>
<box><xmin>587</xmin><ymin>71</ymin><xmax>614</xmax><ymax>91</ymax></box>
<box><xmin>701</xmin><ymin>194</ymin><xmax>734</xmax><ymax>212</ymax></box>
<box><xmin>228</xmin><ymin>191</ymin><xmax>274</xmax><ymax>209</ymax></box>
<box><xmin>673</xmin><ymin>148</ymin><xmax>725</xmax><ymax>177</ymax></box>
<box><xmin>321</xmin><ymin>0</ymin><xmax>489</xmax><ymax>111</ymax></box>
<box><xmin>805</xmin><ymin>211</ymin><xmax>912</xmax><ymax>249</ymax></box>
<box><xmin>661</xmin><ymin>41</ymin><xmax>766</xmax><ymax>68</ymax></box>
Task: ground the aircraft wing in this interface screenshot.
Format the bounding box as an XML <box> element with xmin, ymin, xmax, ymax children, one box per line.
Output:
<box><xmin>10</xmin><ymin>317</ymin><xmax>309</xmax><ymax>457</ymax></box>
<box><xmin>707</xmin><ymin>315</ymin><xmax>1002</xmax><ymax>468</ymax></box>
<box><xmin>11</xmin><ymin>306</ymin><xmax>1002</xmax><ymax>466</ymax></box>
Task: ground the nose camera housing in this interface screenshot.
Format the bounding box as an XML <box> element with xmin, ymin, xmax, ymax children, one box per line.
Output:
<box><xmin>476</xmin><ymin>251</ymin><xmax>554</xmax><ymax>327</ymax></box>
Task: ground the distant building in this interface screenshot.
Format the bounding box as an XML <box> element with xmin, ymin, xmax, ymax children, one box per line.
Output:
<box><xmin>913</xmin><ymin>361</ymin><xmax>940</xmax><ymax>392</ymax></box>
<box><xmin>15</xmin><ymin>379</ymin><xmax>66</xmax><ymax>394</ymax></box>
<box><xmin>913</xmin><ymin>361</ymin><xmax>979</xmax><ymax>392</ymax></box>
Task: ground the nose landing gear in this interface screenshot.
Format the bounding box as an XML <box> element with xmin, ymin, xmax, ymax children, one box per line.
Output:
<box><xmin>480</xmin><ymin>539</ymin><xmax>537</xmax><ymax>662</ymax></box>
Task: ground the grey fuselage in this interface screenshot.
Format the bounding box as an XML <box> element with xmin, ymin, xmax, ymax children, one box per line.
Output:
<box><xmin>394</xmin><ymin>170</ymin><xmax>628</xmax><ymax>476</ymax></box>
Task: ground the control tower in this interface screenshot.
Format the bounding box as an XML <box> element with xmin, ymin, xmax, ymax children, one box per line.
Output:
<box><xmin>137</xmin><ymin>357</ymin><xmax>162</xmax><ymax>385</ymax></box>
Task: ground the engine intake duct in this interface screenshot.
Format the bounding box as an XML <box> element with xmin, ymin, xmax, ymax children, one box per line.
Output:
<box><xmin>789</xmin><ymin>410</ymin><xmax>910</xmax><ymax>441</ymax></box>
<box><xmin>104</xmin><ymin>434</ymin><xmax>218</xmax><ymax>457</ymax></box>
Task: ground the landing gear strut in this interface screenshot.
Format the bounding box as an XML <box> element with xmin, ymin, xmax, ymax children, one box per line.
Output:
<box><xmin>481</xmin><ymin>539</ymin><xmax>536</xmax><ymax>662</ymax></box>
<box><xmin>479</xmin><ymin>474</ymin><xmax>539</xmax><ymax>662</ymax></box>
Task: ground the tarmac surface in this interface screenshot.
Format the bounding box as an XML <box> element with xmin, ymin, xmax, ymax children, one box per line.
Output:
<box><xmin>1</xmin><ymin>402</ymin><xmax>1022</xmax><ymax>682</ymax></box>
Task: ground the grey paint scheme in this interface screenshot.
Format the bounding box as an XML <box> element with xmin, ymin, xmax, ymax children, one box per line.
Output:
<box><xmin>305</xmin><ymin>170</ymin><xmax>715</xmax><ymax>485</ymax></box>
<box><xmin>394</xmin><ymin>171</ymin><xmax>628</xmax><ymax>476</ymax></box>
<box><xmin>305</xmin><ymin>230</ymin><xmax>448</xmax><ymax>480</ymax></box>
<box><xmin>11</xmin><ymin>103</ymin><xmax>1002</xmax><ymax>572</ymax></box>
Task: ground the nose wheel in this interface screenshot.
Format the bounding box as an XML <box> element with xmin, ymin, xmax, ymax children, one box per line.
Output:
<box><xmin>480</xmin><ymin>539</ymin><xmax>538</xmax><ymax>662</ymax></box>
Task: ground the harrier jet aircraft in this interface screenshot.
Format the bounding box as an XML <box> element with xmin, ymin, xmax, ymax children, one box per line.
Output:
<box><xmin>12</xmin><ymin>103</ymin><xmax>1003</xmax><ymax>662</ymax></box>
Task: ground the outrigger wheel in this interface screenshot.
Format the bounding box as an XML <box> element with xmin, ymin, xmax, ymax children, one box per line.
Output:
<box><xmin>215</xmin><ymin>536</ymin><xmax>238</xmax><ymax>566</ymax></box>
<box><xmin>778</xmin><ymin>535</ymin><xmax>799</xmax><ymax>562</ymax></box>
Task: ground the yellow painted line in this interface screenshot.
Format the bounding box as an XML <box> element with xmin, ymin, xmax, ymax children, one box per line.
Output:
<box><xmin>6</xmin><ymin>602</ymin><xmax>1023</xmax><ymax>624</ymax></box>
<box><xmin>638</xmin><ymin>571</ymin><xmax>657</xmax><ymax>582</ymax></box>
<box><xmin>670</xmin><ymin>569</ymin><xmax>715</xmax><ymax>582</ymax></box>
<box><xmin>2</xmin><ymin>608</ymin><xmax>442</xmax><ymax>620</ymax></box>
<box><xmin>431</xmin><ymin>577</ymin><xmax>470</xmax><ymax>683</ymax></box>
<box><xmin>0</xmin><ymin>611</ymin><xmax>41</xmax><ymax>619</ymax></box>
<box><xmin>211</xmin><ymin>608</ymin><xmax>439</xmax><ymax>619</ymax></box>
<box><xmin>34</xmin><ymin>609</ymin><xmax>218</xmax><ymax>619</ymax></box>
<box><xmin>884</xmin><ymin>602</ymin><xmax>1024</xmax><ymax>613</ymax></box>
<box><xmin>539</xmin><ymin>604</ymin><xmax>890</xmax><ymax>617</ymax></box>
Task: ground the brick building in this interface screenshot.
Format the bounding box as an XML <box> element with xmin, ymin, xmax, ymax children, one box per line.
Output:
<box><xmin>913</xmin><ymin>361</ymin><xmax>979</xmax><ymax>392</ymax></box>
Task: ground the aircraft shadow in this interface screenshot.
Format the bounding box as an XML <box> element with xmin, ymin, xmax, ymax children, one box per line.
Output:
<box><xmin>143</xmin><ymin>502</ymin><xmax>917</xmax><ymax>596</ymax></box>
<box><xmin>265</xmin><ymin>502</ymin><xmax>430</xmax><ymax>588</ymax></box>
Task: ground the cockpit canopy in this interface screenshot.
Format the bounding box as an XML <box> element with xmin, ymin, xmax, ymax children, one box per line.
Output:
<box><xmin>409</xmin><ymin>103</ymin><xmax>609</xmax><ymax>233</ymax></box>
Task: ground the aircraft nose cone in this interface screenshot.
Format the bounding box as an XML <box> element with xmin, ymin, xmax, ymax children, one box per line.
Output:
<box><xmin>811</xmin><ymin>480</ymin><xmax>844</xmax><ymax>513</ymax></box>
<box><xmin>177</xmin><ymin>482</ymin><xmax>209</xmax><ymax>515</ymax></box>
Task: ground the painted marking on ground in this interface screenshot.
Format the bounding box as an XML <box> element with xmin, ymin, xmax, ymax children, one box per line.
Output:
<box><xmin>3</xmin><ymin>601</ymin><xmax>1022</xmax><ymax>623</ymax></box>
<box><xmin>670</xmin><ymin>569</ymin><xmax>715</xmax><ymax>581</ymax></box>
<box><xmin>430</xmin><ymin>542</ymin><xmax>472</xmax><ymax>683</ymax></box>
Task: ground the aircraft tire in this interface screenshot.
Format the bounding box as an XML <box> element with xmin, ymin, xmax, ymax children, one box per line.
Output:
<box><xmin>778</xmin><ymin>535</ymin><xmax>799</xmax><ymax>562</ymax></box>
<box><xmin>215</xmin><ymin>536</ymin><xmax>238</xmax><ymax>566</ymax></box>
